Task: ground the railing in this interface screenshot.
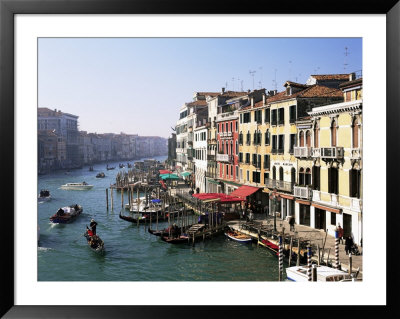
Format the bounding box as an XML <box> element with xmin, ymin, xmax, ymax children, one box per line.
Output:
<box><xmin>294</xmin><ymin>185</ymin><xmax>312</xmax><ymax>199</ymax></box>
<box><xmin>312</xmin><ymin>190</ymin><xmax>321</xmax><ymax>201</ymax></box>
<box><xmin>227</xmin><ymin>131</ymin><xmax>232</xmax><ymax>137</ymax></box>
<box><xmin>314</xmin><ymin>147</ymin><xmax>344</xmax><ymax>159</ymax></box>
<box><xmin>331</xmin><ymin>193</ymin><xmax>339</xmax><ymax>205</ymax></box>
<box><xmin>208</xmin><ymin>149</ymin><xmax>216</xmax><ymax>156</ymax></box>
<box><xmin>350</xmin><ymin>198</ymin><xmax>362</xmax><ymax>210</ymax></box>
<box><xmin>277</xmin><ymin>148</ymin><xmax>284</xmax><ymax>154</ymax></box>
<box><xmin>207</xmin><ymin>155</ymin><xmax>215</xmax><ymax>161</ymax></box>
<box><xmin>294</xmin><ymin>147</ymin><xmax>311</xmax><ymax>158</ymax></box>
<box><xmin>271</xmin><ymin>149</ymin><xmax>277</xmax><ymax>154</ymax></box>
<box><xmin>350</xmin><ymin>148</ymin><xmax>361</xmax><ymax>159</ymax></box>
<box><xmin>264</xmin><ymin>178</ymin><xmax>294</xmax><ymax>192</ymax></box>
<box><xmin>216</xmin><ymin>153</ymin><xmax>230</xmax><ymax>162</ymax></box>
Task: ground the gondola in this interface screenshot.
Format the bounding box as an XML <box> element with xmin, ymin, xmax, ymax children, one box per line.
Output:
<box><xmin>119</xmin><ymin>163</ymin><xmax>125</xmax><ymax>169</ymax></box>
<box><xmin>84</xmin><ymin>229</ymin><xmax>104</xmax><ymax>253</ymax></box>
<box><xmin>96</xmin><ymin>172</ymin><xmax>105</xmax><ymax>178</ymax></box>
<box><xmin>160</xmin><ymin>235</ymin><xmax>189</xmax><ymax>244</ymax></box>
<box><xmin>119</xmin><ymin>212</ymin><xmax>168</xmax><ymax>223</ymax></box>
<box><xmin>106</xmin><ymin>165</ymin><xmax>115</xmax><ymax>170</ymax></box>
<box><xmin>50</xmin><ymin>204</ymin><xmax>82</xmax><ymax>224</ymax></box>
<box><xmin>127</xmin><ymin>163</ymin><xmax>132</xmax><ymax>168</ymax></box>
<box><xmin>148</xmin><ymin>227</ymin><xmax>169</xmax><ymax>236</ymax></box>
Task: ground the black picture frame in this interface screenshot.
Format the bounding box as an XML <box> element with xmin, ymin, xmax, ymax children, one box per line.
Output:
<box><xmin>1</xmin><ymin>0</ymin><xmax>398</xmax><ymax>317</ymax></box>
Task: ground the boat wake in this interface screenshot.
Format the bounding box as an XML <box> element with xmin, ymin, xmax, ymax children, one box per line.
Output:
<box><xmin>38</xmin><ymin>247</ymin><xmax>53</xmax><ymax>252</ymax></box>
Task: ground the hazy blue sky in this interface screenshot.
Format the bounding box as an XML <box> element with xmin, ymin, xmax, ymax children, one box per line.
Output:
<box><xmin>38</xmin><ymin>38</ymin><xmax>362</xmax><ymax>138</ymax></box>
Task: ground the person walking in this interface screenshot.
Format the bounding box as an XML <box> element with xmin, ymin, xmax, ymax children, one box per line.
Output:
<box><xmin>289</xmin><ymin>215</ymin><xmax>295</xmax><ymax>231</ymax></box>
<box><xmin>337</xmin><ymin>224</ymin><xmax>344</xmax><ymax>244</ymax></box>
<box><xmin>345</xmin><ymin>236</ymin><xmax>354</xmax><ymax>255</ymax></box>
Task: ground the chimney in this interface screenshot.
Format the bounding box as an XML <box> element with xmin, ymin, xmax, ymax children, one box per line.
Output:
<box><xmin>262</xmin><ymin>94</ymin><xmax>266</xmax><ymax>104</ymax></box>
<box><xmin>222</xmin><ymin>87</ymin><xmax>225</xmax><ymax>94</ymax></box>
<box><xmin>350</xmin><ymin>72</ymin><xmax>356</xmax><ymax>81</ymax></box>
<box><xmin>251</xmin><ymin>97</ymin><xmax>254</xmax><ymax>107</ymax></box>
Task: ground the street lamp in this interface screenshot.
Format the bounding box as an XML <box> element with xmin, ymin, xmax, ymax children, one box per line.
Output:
<box><xmin>269</xmin><ymin>187</ymin><xmax>281</xmax><ymax>232</ymax></box>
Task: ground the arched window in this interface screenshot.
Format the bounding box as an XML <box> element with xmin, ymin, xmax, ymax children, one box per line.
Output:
<box><xmin>291</xmin><ymin>167</ymin><xmax>296</xmax><ymax>183</ymax></box>
<box><xmin>305</xmin><ymin>168</ymin><xmax>311</xmax><ymax>185</ymax></box>
<box><xmin>230</xmin><ymin>122</ymin><xmax>233</xmax><ymax>132</ymax></box>
<box><xmin>272</xmin><ymin>166</ymin><xmax>276</xmax><ymax>180</ymax></box>
<box><xmin>239</xmin><ymin>131</ymin><xmax>243</xmax><ymax>145</ymax></box>
<box><xmin>349</xmin><ymin>167</ymin><xmax>361</xmax><ymax>198</ymax></box>
<box><xmin>314</xmin><ymin>122</ymin><xmax>319</xmax><ymax>148</ymax></box>
<box><xmin>235</xmin><ymin>141</ymin><xmax>238</xmax><ymax>155</ymax></box>
<box><xmin>352</xmin><ymin>118</ymin><xmax>359</xmax><ymax>148</ymax></box>
<box><xmin>279</xmin><ymin>167</ymin><xmax>284</xmax><ymax>181</ymax></box>
<box><xmin>265</xmin><ymin>129</ymin><xmax>270</xmax><ymax>145</ymax></box>
<box><xmin>331</xmin><ymin>120</ymin><xmax>337</xmax><ymax>147</ymax></box>
<box><xmin>306</xmin><ymin>131</ymin><xmax>311</xmax><ymax>147</ymax></box>
<box><xmin>230</xmin><ymin>141</ymin><xmax>233</xmax><ymax>155</ymax></box>
<box><xmin>312</xmin><ymin>166</ymin><xmax>320</xmax><ymax>190</ymax></box>
<box><xmin>299</xmin><ymin>131</ymin><xmax>304</xmax><ymax>147</ymax></box>
<box><xmin>299</xmin><ymin>167</ymin><xmax>305</xmax><ymax>185</ymax></box>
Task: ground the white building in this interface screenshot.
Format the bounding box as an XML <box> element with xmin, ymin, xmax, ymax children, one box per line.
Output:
<box><xmin>193</xmin><ymin>124</ymin><xmax>208</xmax><ymax>193</ymax></box>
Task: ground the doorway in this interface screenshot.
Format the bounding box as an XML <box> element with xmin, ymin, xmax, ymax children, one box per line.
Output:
<box><xmin>343</xmin><ymin>213</ymin><xmax>352</xmax><ymax>237</ymax></box>
<box><xmin>315</xmin><ymin>208</ymin><xmax>326</xmax><ymax>231</ymax></box>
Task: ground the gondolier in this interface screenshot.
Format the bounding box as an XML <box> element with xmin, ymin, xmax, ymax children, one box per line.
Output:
<box><xmin>90</xmin><ymin>219</ymin><xmax>98</xmax><ymax>235</ymax></box>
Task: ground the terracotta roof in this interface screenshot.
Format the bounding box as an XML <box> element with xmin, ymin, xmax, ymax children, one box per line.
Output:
<box><xmin>221</xmin><ymin>91</ymin><xmax>248</xmax><ymax>98</ymax></box>
<box><xmin>187</xmin><ymin>100</ymin><xmax>208</xmax><ymax>106</ymax></box>
<box><xmin>38</xmin><ymin>107</ymin><xmax>62</xmax><ymax>117</ymax></box>
<box><xmin>310</xmin><ymin>74</ymin><xmax>352</xmax><ymax>81</ymax></box>
<box><xmin>254</xmin><ymin>101</ymin><xmax>264</xmax><ymax>108</ymax></box>
<box><xmin>339</xmin><ymin>77</ymin><xmax>363</xmax><ymax>89</ymax></box>
<box><xmin>196</xmin><ymin>92</ymin><xmax>220</xmax><ymax>97</ymax></box>
<box><xmin>267</xmin><ymin>85</ymin><xmax>342</xmax><ymax>103</ymax></box>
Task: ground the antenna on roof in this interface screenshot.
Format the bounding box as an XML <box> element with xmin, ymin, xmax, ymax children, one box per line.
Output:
<box><xmin>259</xmin><ymin>66</ymin><xmax>263</xmax><ymax>88</ymax></box>
<box><xmin>249</xmin><ymin>70</ymin><xmax>256</xmax><ymax>90</ymax></box>
<box><xmin>272</xmin><ymin>69</ymin><xmax>278</xmax><ymax>91</ymax></box>
<box><xmin>289</xmin><ymin>61</ymin><xmax>292</xmax><ymax>81</ymax></box>
<box><xmin>344</xmin><ymin>46</ymin><xmax>350</xmax><ymax>71</ymax></box>
<box><xmin>240</xmin><ymin>80</ymin><xmax>244</xmax><ymax>92</ymax></box>
<box><xmin>314</xmin><ymin>66</ymin><xmax>320</xmax><ymax>74</ymax></box>
<box><xmin>232</xmin><ymin>77</ymin><xmax>235</xmax><ymax>91</ymax></box>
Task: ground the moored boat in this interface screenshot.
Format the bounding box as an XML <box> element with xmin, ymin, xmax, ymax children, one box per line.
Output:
<box><xmin>160</xmin><ymin>235</ymin><xmax>189</xmax><ymax>244</ymax></box>
<box><xmin>89</xmin><ymin>166</ymin><xmax>94</xmax><ymax>171</ymax></box>
<box><xmin>119</xmin><ymin>163</ymin><xmax>125</xmax><ymax>168</ymax></box>
<box><xmin>96</xmin><ymin>172</ymin><xmax>105</xmax><ymax>178</ymax></box>
<box><xmin>84</xmin><ymin>229</ymin><xmax>104</xmax><ymax>253</ymax></box>
<box><xmin>119</xmin><ymin>212</ymin><xmax>168</xmax><ymax>223</ymax></box>
<box><xmin>225</xmin><ymin>230</ymin><xmax>252</xmax><ymax>243</ymax></box>
<box><xmin>106</xmin><ymin>165</ymin><xmax>115</xmax><ymax>170</ymax></box>
<box><xmin>60</xmin><ymin>182</ymin><xmax>93</xmax><ymax>190</ymax></box>
<box><xmin>38</xmin><ymin>189</ymin><xmax>51</xmax><ymax>202</ymax></box>
<box><xmin>49</xmin><ymin>204</ymin><xmax>82</xmax><ymax>223</ymax></box>
<box><xmin>285</xmin><ymin>265</ymin><xmax>355</xmax><ymax>282</ymax></box>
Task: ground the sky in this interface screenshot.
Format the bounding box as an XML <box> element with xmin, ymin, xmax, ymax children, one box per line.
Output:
<box><xmin>38</xmin><ymin>38</ymin><xmax>362</xmax><ymax>138</ymax></box>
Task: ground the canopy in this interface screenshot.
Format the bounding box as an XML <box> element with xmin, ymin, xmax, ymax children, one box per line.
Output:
<box><xmin>181</xmin><ymin>172</ymin><xmax>192</xmax><ymax>177</ymax></box>
<box><xmin>160</xmin><ymin>173</ymin><xmax>180</xmax><ymax>180</ymax></box>
<box><xmin>159</xmin><ymin>169</ymin><xmax>172</xmax><ymax>174</ymax></box>
<box><xmin>159</xmin><ymin>180</ymin><xmax>167</xmax><ymax>189</ymax></box>
<box><xmin>193</xmin><ymin>193</ymin><xmax>244</xmax><ymax>203</ymax></box>
<box><xmin>151</xmin><ymin>199</ymin><xmax>161</xmax><ymax>203</ymax></box>
<box><xmin>229</xmin><ymin>185</ymin><xmax>259</xmax><ymax>198</ymax></box>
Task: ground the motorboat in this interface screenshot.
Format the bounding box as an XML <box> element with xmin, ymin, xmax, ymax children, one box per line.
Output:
<box><xmin>38</xmin><ymin>189</ymin><xmax>51</xmax><ymax>202</ymax></box>
<box><xmin>49</xmin><ymin>204</ymin><xmax>83</xmax><ymax>224</ymax></box>
<box><xmin>225</xmin><ymin>230</ymin><xmax>252</xmax><ymax>243</ymax></box>
<box><xmin>60</xmin><ymin>182</ymin><xmax>93</xmax><ymax>190</ymax></box>
<box><xmin>285</xmin><ymin>265</ymin><xmax>355</xmax><ymax>282</ymax></box>
<box><xmin>96</xmin><ymin>172</ymin><xmax>105</xmax><ymax>178</ymax></box>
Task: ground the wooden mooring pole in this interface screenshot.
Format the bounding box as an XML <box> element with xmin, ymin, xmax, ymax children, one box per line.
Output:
<box><xmin>106</xmin><ymin>188</ymin><xmax>109</xmax><ymax>210</ymax></box>
<box><xmin>111</xmin><ymin>188</ymin><xmax>114</xmax><ymax>211</ymax></box>
<box><xmin>288</xmin><ymin>236</ymin><xmax>293</xmax><ymax>266</ymax></box>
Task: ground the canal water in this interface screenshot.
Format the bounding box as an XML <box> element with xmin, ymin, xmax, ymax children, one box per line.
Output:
<box><xmin>38</xmin><ymin>155</ymin><xmax>282</xmax><ymax>281</ymax></box>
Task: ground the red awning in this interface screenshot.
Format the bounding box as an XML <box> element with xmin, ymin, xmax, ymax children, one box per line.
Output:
<box><xmin>159</xmin><ymin>170</ymin><xmax>172</xmax><ymax>174</ymax></box>
<box><xmin>312</xmin><ymin>203</ymin><xmax>341</xmax><ymax>214</ymax></box>
<box><xmin>159</xmin><ymin>180</ymin><xmax>167</xmax><ymax>189</ymax></box>
<box><xmin>229</xmin><ymin>185</ymin><xmax>259</xmax><ymax>198</ymax></box>
<box><xmin>192</xmin><ymin>193</ymin><xmax>244</xmax><ymax>203</ymax></box>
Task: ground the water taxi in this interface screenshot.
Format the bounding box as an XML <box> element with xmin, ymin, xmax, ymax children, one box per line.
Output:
<box><xmin>60</xmin><ymin>182</ymin><xmax>93</xmax><ymax>190</ymax></box>
<box><xmin>38</xmin><ymin>189</ymin><xmax>51</xmax><ymax>202</ymax></box>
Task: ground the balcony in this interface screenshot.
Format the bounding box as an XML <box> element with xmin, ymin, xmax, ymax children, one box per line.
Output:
<box><xmin>320</xmin><ymin>147</ymin><xmax>344</xmax><ymax>159</ymax></box>
<box><xmin>227</xmin><ymin>131</ymin><xmax>232</xmax><ymax>137</ymax></box>
<box><xmin>350</xmin><ymin>148</ymin><xmax>361</xmax><ymax>160</ymax></box>
<box><xmin>312</xmin><ymin>190</ymin><xmax>321</xmax><ymax>201</ymax></box>
<box><xmin>311</xmin><ymin>148</ymin><xmax>321</xmax><ymax>158</ymax></box>
<box><xmin>216</xmin><ymin>153</ymin><xmax>230</xmax><ymax>162</ymax></box>
<box><xmin>294</xmin><ymin>147</ymin><xmax>311</xmax><ymax>158</ymax></box>
<box><xmin>277</xmin><ymin>148</ymin><xmax>284</xmax><ymax>154</ymax></box>
<box><xmin>350</xmin><ymin>198</ymin><xmax>362</xmax><ymax>211</ymax></box>
<box><xmin>207</xmin><ymin>155</ymin><xmax>215</xmax><ymax>161</ymax></box>
<box><xmin>265</xmin><ymin>178</ymin><xmax>293</xmax><ymax>193</ymax></box>
<box><xmin>294</xmin><ymin>185</ymin><xmax>312</xmax><ymax>199</ymax></box>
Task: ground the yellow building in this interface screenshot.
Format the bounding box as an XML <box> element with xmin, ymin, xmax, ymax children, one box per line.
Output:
<box><xmin>266</xmin><ymin>81</ymin><xmax>344</xmax><ymax>220</ymax></box>
<box><xmin>308</xmin><ymin>78</ymin><xmax>362</xmax><ymax>244</ymax></box>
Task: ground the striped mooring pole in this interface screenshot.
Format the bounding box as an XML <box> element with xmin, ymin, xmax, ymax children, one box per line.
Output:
<box><xmin>278</xmin><ymin>235</ymin><xmax>283</xmax><ymax>281</ymax></box>
<box><xmin>307</xmin><ymin>245</ymin><xmax>312</xmax><ymax>282</ymax></box>
<box><xmin>335</xmin><ymin>230</ymin><xmax>340</xmax><ymax>269</ymax></box>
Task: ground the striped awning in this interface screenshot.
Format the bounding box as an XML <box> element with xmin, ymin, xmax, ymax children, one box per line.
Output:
<box><xmin>312</xmin><ymin>203</ymin><xmax>341</xmax><ymax>214</ymax></box>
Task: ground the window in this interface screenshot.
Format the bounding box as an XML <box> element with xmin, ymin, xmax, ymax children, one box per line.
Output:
<box><xmin>331</xmin><ymin>212</ymin><xmax>336</xmax><ymax>225</ymax></box>
<box><xmin>279</xmin><ymin>166</ymin><xmax>284</xmax><ymax>181</ymax></box>
<box><xmin>272</xmin><ymin>166</ymin><xmax>276</xmax><ymax>179</ymax></box>
<box><xmin>352</xmin><ymin>118</ymin><xmax>359</xmax><ymax>148</ymax></box>
<box><xmin>289</xmin><ymin>105</ymin><xmax>296</xmax><ymax>123</ymax></box>
<box><xmin>264</xmin><ymin>172</ymin><xmax>269</xmax><ymax>183</ymax></box>
<box><xmin>254</xmin><ymin>130</ymin><xmax>261</xmax><ymax>145</ymax></box>
<box><xmin>255</xmin><ymin>110</ymin><xmax>262</xmax><ymax>124</ymax></box>
<box><xmin>252</xmin><ymin>171</ymin><xmax>261</xmax><ymax>183</ymax></box>
<box><xmin>314</xmin><ymin>123</ymin><xmax>319</xmax><ymax>148</ymax></box>
<box><xmin>306</xmin><ymin>131</ymin><xmax>311</xmax><ymax>147</ymax></box>
<box><xmin>239</xmin><ymin>132</ymin><xmax>243</xmax><ymax>145</ymax></box>
<box><xmin>289</xmin><ymin>134</ymin><xmax>296</xmax><ymax>154</ymax></box>
<box><xmin>246</xmin><ymin>170</ymin><xmax>250</xmax><ymax>181</ymax></box>
<box><xmin>271</xmin><ymin>109</ymin><xmax>277</xmax><ymax>125</ymax></box>
<box><xmin>243</xmin><ymin>112</ymin><xmax>251</xmax><ymax>123</ymax></box>
<box><xmin>235</xmin><ymin>121</ymin><xmax>238</xmax><ymax>132</ymax></box>
<box><xmin>312</xmin><ymin>166</ymin><xmax>320</xmax><ymax>190</ymax></box>
<box><xmin>235</xmin><ymin>141</ymin><xmax>238</xmax><ymax>155</ymax></box>
<box><xmin>299</xmin><ymin>167</ymin><xmax>305</xmax><ymax>185</ymax></box>
<box><xmin>331</xmin><ymin>120</ymin><xmax>337</xmax><ymax>147</ymax></box>
<box><xmin>264</xmin><ymin>109</ymin><xmax>270</xmax><ymax>123</ymax></box>
<box><xmin>272</xmin><ymin>135</ymin><xmax>277</xmax><ymax>153</ymax></box>
<box><xmin>246</xmin><ymin>131</ymin><xmax>251</xmax><ymax>145</ymax></box>
<box><xmin>245</xmin><ymin>153</ymin><xmax>250</xmax><ymax>164</ymax></box>
<box><xmin>230</xmin><ymin>165</ymin><xmax>233</xmax><ymax>177</ymax></box>
<box><xmin>278</xmin><ymin>135</ymin><xmax>284</xmax><ymax>153</ymax></box>
<box><xmin>299</xmin><ymin>131</ymin><xmax>304</xmax><ymax>147</ymax></box>
<box><xmin>291</xmin><ymin>167</ymin><xmax>296</xmax><ymax>183</ymax></box>
<box><xmin>230</xmin><ymin>122</ymin><xmax>233</xmax><ymax>132</ymax></box>
<box><xmin>328</xmin><ymin>166</ymin><xmax>339</xmax><ymax>194</ymax></box>
<box><xmin>278</xmin><ymin>108</ymin><xmax>285</xmax><ymax>125</ymax></box>
<box><xmin>226</xmin><ymin>164</ymin><xmax>229</xmax><ymax>177</ymax></box>
<box><xmin>240</xmin><ymin>114</ymin><xmax>243</xmax><ymax>123</ymax></box>
<box><xmin>263</xmin><ymin>154</ymin><xmax>270</xmax><ymax>169</ymax></box>
<box><xmin>257</xmin><ymin>154</ymin><xmax>261</xmax><ymax>169</ymax></box>
<box><xmin>236</xmin><ymin>166</ymin><xmax>238</xmax><ymax>180</ymax></box>
<box><xmin>349</xmin><ymin>168</ymin><xmax>361</xmax><ymax>198</ymax></box>
<box><xmin>305</xmin><ymin>168</ymin><xmax>311</xmax><ymax>186</ymax></box>
<box><xmin>239</xmin><ymin>152</ymin><xmax>243</xmax><ymax>163</ymax></box>
<box><xmin>252</xmin><ymin>154</ymin><xmax>257</xmax><ymax>166</ymax></box>
<box><xmin>265</xmin><ymin>130</ymin><xmax>270</xmax><ymax>145</ymax></box>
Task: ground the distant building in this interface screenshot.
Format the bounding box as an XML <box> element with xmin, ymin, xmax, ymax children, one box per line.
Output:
<box><xmin>167</xmin><ymin>133</ymin><xmax>177</xmax><ymax>168</ymax></box>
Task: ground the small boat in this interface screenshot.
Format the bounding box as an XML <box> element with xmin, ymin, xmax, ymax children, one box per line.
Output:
<box><xmin>160</xmin><ymin>235</ymin><xmax>189</xmax><ymax>244</ymax></box>
<box><xmin>49</xmin><ymin>204</ymin><xmax>82</xmax><ymax>224</ymax></box>
<box><xmin>148</xmin><ymin>227</ymin><xmax>169</xmax><ymax>237</ymax></box>
<box><xmin>89</xmin><ymin>166</ymin><xmax>94</xmax><ymax>171</ymax></box>
<box><xmin>96</xmin><ymin>172</ymin><xmax>105</xmax><ymax>178</ymax></box>
<box><xmin>119</xmin><ymin>212</ymin><xmax>168</xmax><ymax>223</ymax></box>
<box><xmin>119</xmin><ymin>163</ymin><xmax>125</xmax><ymax>169</ymax></box>
<box><xmin>60</xmin><ymin>182</ymin><xmax>93</xmax><ymax>190</ymax></box>
<box><xmin>285</xmin><ymin>265</ymin><xmax>355</xmax><ymax>282</ymax></box>
<box><xmin>106</xmin><ymin>165</ymin><xmax>115</xmax><ymax>170</ymax></box>
<box><xmin>127</xmin><ymin>163</ymin><xmax>132</xmax><ymax>168</ymax></box>
<box><xmin>225</xmin><ymin>230</ymin><xmax>252</xmax><ymax>243</ymax></box>
<box><xmin>38</xmin><ymin>189</ymin><xmax>51</xmax><ymax>202</ymax></box>
<box><xmin>84</xmin><ymin>229</ymin><xmax>104</xmax><ymax>253</ymax></box>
